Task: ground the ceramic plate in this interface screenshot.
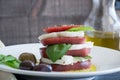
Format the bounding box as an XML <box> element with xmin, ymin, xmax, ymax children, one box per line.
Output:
<box><xmin>0</xmin><ymin>43</ymin><xmax>120</xmax><ymax>79</ymax></box>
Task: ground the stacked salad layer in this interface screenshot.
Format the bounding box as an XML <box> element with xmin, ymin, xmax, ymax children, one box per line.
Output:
<box><xmin>38</xmin><ymin>25</ymin><xmax>95</xmax><ymax>72</ymax></box>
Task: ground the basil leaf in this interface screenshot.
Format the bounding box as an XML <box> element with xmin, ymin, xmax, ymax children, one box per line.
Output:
<box><xmin>67</xmin><ymin>26</ymin><xmax>94</xmax><ymax>32</ymax></box>
<box><xmin>0</xmin><ymin>54</ymin><xmax>21</xmax><ymax>69</ymax></box>
<box><xmin>0</xmin><ymin>54</ymin><xmax>5</xmax><ymax>60</ymax></box>
<box><xmin>0</xmin><ymin>54</ymin><xmax>5</xmax><ymax>63</ymax></box>
<box><xmin>84</xmin><ymin>55</ymin><xmax>92</xmax><ymax>60</ymax></box>
<box><xmin>4</xmin><ymin>55</ymin><xmax>16</xmax><ymax>62</ymax></box>
<box><xmin>5</xmin><ymin>60</ymin><xmax>20</xmax><ymax>69</ymax></box>
<box><xmin>46</xmin><ymin>44</ymin><xmax>71</xmax><ymax>62</ymax></box>
<box><xmin>74</xmin><ymin>56</ymin><xmax>92</xmax><ymax>61</ymax></box>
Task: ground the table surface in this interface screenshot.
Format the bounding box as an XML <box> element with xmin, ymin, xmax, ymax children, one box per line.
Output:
<box><xmin>95</xmin><ymin>72</ymin><xmax>120</xmax><ymax>80</ymax></box>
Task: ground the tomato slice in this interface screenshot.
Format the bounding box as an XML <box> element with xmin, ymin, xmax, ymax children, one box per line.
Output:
<box><xmin>67</xmin><ymin>48</ymin><xmax>91</xmax><ymax>57</ymax></box>
<box><xmin>43</xmin><ymin>25</ymin><xmax>80</xmax><ymax>33</ymax></box>
<box><xmin>41</xmin><ymin>37</ymin><xmax>86</xmax><ymax>46</ymax></box>
<box><xmin>40</xmin><ymin>60</ymin><xmax>91</xmax><ymax>71</ymax></box>
<box><xmin>40</xmin><ymin>48</ymin><xmax>91</xmax><ymax>58</ymax></box>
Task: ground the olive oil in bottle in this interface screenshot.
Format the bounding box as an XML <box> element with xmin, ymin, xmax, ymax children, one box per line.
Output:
<box><xmin>85</xmin><ymin>31</ymin><xmax>120</xmax><ymax>50</ymax></box>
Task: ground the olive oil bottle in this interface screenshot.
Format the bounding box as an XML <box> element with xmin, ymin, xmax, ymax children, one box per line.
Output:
<box><xmin>85</xmin><ymin>31</ymin><xmax>120</xmax><ymax>50</ymax></box>
<box><xmin>84</xmin><ymin>0</ymin><xmax>120</xmax><ymax>50</ymax></box>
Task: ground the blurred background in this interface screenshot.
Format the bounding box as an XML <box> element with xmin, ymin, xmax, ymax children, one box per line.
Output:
<box><xmin>0</xmin><ymin>0</ymin><xmax>120</xmax><ymax>45</ymax></box>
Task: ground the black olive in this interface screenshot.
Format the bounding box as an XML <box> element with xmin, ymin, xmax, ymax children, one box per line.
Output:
<box><xmin>19</xmin><ymin>52</ymin><xmax>37</xmax><ymax>63</ymax></box>
<box><xmin>33</xmin><ymin>64</ymin><xmax>52</xmax><ymax>72</ymax></box>
<box><xmin>19</xmin><ymin>60</ymin><xmax>35</xmax><ymax>70</ymax></box>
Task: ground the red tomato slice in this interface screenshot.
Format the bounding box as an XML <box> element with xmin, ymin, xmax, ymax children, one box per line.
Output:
<box><xmin>67</xmin><ymin>48</ymin><xmax>91</xmax><ymax>57</ymax></box>
<box><xmin>40</xmin><ymin>48</ymin><xmax>91</xmax><ymax>58</ymax></box>
<box><xmin>40</xmin><ymin>60</ymin><xmax>91</xmax><ymax>71</ymax></box>
<box><xmin>41</xmin><ymin>37</ymin><xmax>86</xmax><ymax>46</ymax></box>
<box><xmin>43</xmin><ymin>25</ymin><xmax>80</xmax><ymax>33</ymax></box>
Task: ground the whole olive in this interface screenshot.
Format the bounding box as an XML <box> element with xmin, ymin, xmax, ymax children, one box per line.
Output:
<box><xmin>19</xmin><ymin>52</ymin><xmax>37</xmax><ymax>63</ymax></box>
<box><xmin>33</xmin><ymin>64</ymin><xmax>52</xmax><ymax>72</ymax></box>
<box><xmin>19</xmin><ymin>60</ymin><xmax>35</xmax><ymax>70</ymax></box>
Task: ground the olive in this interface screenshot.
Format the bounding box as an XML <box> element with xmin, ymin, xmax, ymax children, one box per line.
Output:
<box><xmin>19</xmin><ymin>60</ymin><xmax>35</xmax><ymax>70</ymax></box>
<box><xmin>19</xmin><ymin>52</ymin><xmax>37</xmax><ymax>63</ymax></box>
<box><xmin>33</xmin><ymin>64</ymin><xmax>52</xmax><ymax>72</ymax></box>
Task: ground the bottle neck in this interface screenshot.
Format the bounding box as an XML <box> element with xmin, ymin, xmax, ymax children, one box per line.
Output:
<box><xmin>102</xmin><ymin>0</ymin><xmax>120</xmax><ymax>32</ymax></box>
<box><xmin>90</xmin><ymin>0</ymin><xmax>100</xmax><ymax>17</ymax></box>
<box><xmin>102</xmin><ymin>0</ymin><xmax>115</xmax><ymax>13</ymax></box>
<box><xmin>84</xmin><ymin>0</ymin><xmax>120</xmax><ymax>32</ymax></box>
<box><xmin>102</xmin><ymin>0</ymin><xmax>115</xmax><ymax>8</ymax></box>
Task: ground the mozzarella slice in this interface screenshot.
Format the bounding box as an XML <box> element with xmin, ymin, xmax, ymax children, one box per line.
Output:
<box><xmin>69</xmin><ymin>42</ymin><xmax>93</xmax><ymax>50</ymax></box>
<box><xmin>41</xmin><ymin>55</ymin><xmax>74</xmax><ymax>65</ymax></box>
<box><xmin>38</xmin><ymin>33</ymin><xmax>57</xmax><ymax>40</ymax></box>
<box><xmin>38</xmin><ymin>31</ymin><xmax>84</xmax><ymax>40</ymax></box>
<box><xmin>58</xmin><ymin>31</ymin><xmax>84</xmax><ymax>37</ymax></box>
<box><xmin>41</xmin><ymin>55</ymin><xmax>89</xmax><ymax>65</ymax></box>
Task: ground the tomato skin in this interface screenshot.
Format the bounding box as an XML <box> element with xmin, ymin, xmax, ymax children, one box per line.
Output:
<box><xmin>40</xmin><ymin>48</ymin><xmax>91</xmax><ymax>58</ymax></box>
<box><xmin>40</xmin><ymin>60</ymin><xmax>91</xmax><ymax>71</ymax></box>
<box><xmin>41</xmin><ymin>37</ymin><xmax>86</xmax><ymax>46</ymax></box>
<box><xmin>67</xmin><ymin>48</ymin><xmax>91</xmax><ymax>57</ymax></box>
<box><xmin>40</xmin><ymin>48</ymin><xmax>48</xmax><ymax>58</ymax></box>
<box><xmin>43</xmin><ymin>25</ymin><xmax>80</xmax><ymax>33</ymax></box>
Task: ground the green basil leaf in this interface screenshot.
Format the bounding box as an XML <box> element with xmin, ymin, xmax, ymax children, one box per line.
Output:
<box><xmin>0</xmin><ymin>54</ymin><xmax>21</xmax><ymax>69</ymax></box>
<box><xmin>5</xmin><ymin>60</ymin><xmax>20</xmax><ymax>69</ymax></box>
<box><xmin>67</xmin><ymin>26</ymin><xmax>94</xmax><ymax>32</ymax></box>
<box><xmin>46</xmin><ymin>44</ymin><xmax>71</xmax><ymax>62</ymax></box>
<box><xmin>84</xmin><ymin>55</ymin><xmax>92</xmax><ymax>59</ymax></box>
<box><xmin>0</xmin><ymin>54</ymin><xmax>5</xmax><ymax>63</ymax></box>
<box><xmin>74</xmin><ymin>56</ymin><xmax>92</xmax><ymax>61</ymax></box>
<box><xmin>4</xmin><ymin>55</ymin><xmax>16</xmax><ymax>62</ymax></box>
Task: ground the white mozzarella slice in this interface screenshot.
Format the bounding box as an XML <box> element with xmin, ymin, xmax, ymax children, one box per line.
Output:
<box><xmin>38</xmin><ymin>31</ymin><xmax>84</xmax><ymax>40</ymax></box>
<box><xmin>41</xmin><ymin>55</ymin><xmax>89</xmax><ymax>65</ymax></box>
<box><xmin>69</xmin><ymin>42</ymin><xmax>93</xmax><ymax>50</ymax></box>
<box><xmin>38</xmin><ymin>33</ymin><xmax>57</xmax><ymax>40</ymax></box>
<box><xmin>57</xmin><ymin>31</ymin><xmax>84</xmax><ymax>37</ymax></box>
<box><xmin>61</xmin><ymin>55</ymin><xmax>74</xmax><ymax>65</ymax></box>
<box><xmin>41</xmin><ymin>55</ymin><xmax>74</xmax><ymax>65</ymax></box>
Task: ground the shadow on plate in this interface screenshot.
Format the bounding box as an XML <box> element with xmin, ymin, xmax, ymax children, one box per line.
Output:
<box><xmin>14</xmin><ymin>74</ymin><xmax>95</xmax><ymax>80</ymax></box>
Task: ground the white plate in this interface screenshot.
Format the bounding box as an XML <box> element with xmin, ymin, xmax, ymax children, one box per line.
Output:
<box><xmin>0</xmin><ymin>43</ymin><xmax>120</xmax><ymax>79</ymax></box>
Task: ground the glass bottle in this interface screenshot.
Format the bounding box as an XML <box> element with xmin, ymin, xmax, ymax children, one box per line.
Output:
<box><xmin>84</xmin><ymin>0</ymin><xmax>120</xmax><ymax>50</ymax></box>
<box><xmin>84</xmin><ymin>0</ymin><xmax>120</xmax><ymax>32</ymax></box>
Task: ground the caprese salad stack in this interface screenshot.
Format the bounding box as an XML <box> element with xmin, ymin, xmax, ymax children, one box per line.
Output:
<box><xmin>38</xmin><ymin>25</ymin><xmax>95</xmax><ymax>72</ymax></box>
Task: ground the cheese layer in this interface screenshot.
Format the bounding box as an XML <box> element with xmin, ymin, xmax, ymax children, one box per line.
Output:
<box><xmin>38</xmin><ymin>31</ymin><xmax>84</xmax><ymax>40</ymax></box>
<box><xmin>69</xmin><ymin>42</ymin><xmax>93</xmax><ymax>50</ymax></box>
<box><xmin>41</xmin><ymin>55</ymin><xmax>90</xmax><ymax>65</ymax></box>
